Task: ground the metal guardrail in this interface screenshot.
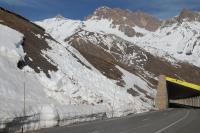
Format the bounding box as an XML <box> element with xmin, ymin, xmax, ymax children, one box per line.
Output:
<box><xmin>0</xmin><ymin>112</ymin><xmax>107</xmax><ymax>133</ymax></box>
<box><xmin>0</xmin><ymin>113</ymin><xmax>40</xmax><ymax>133</ymax></box>
<box><xmin>0</xmin><ymin>108</ymin><xmax>140</xmax><ymax>133</ymax></box>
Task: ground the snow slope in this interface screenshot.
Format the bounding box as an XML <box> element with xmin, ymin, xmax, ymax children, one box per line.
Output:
<box><xmin>0</xmin><ymin>24</ymin><xmax>50</xmax><ymax>122</ymax></box>
<box><xmin>37</xmin><ymin>34</ymin><xmax>155</xmax><ymax>117</ymax></box>
<box><xmin>35</xmin><ymin>17</ymin><xmax>149</xmax><ymax>43</ymax></box>
<box><xmin>36</xmin><ymin>16</ymin><xmax>200</xmax><ymax>67</ymax></box>
<box><xmin>136</xmin><ymin>21</ymin><xmax>200</xmax><ymax>67</ymax></box>
<box><xmin>35</xmin><ymin>17</ymin><xmax>155</xmax><ymax>114</ymax></box>
<box><xmin>36</xmin><ymin>16</ymin><xmax>82</xmax><ymax>42</ymax></box>
<box><xmin>0</xmin><ymin>24</ymin><xmax>24</xmax><ymax>63</ymax></box>
<box><xmin>33</xmin><ymin>15</ymin><xmax>200</xmax><ymax>127</ymax></box>
<box><xmin>0</xmin><ymin>22</ymin><xmax>155</xmax><ymax>131</ymax></box>
<box><xmin>34</xmin><ymin>15</ymin><xmax>200</xmax><ymax>122</ymax></box>
<box><xmin>83</xmin><ymin>18</ymin><xmax>150</xmax><ymax>37</ymax></box>
<box><xmin>84</xmin><ymin>19</ymin><xmax>200</xmax><ymax>67</ymax></box>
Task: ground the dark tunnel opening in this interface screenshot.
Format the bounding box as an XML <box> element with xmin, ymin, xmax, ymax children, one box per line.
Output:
<box><xmin>167</xmin><ymin>81</ymin><xmax>200</xmax><ymax>100</ymax></box>
<box><xmin>166</xmin><ymin>81</ymin><xmax>200</xmax><ymax>108</ymax></box>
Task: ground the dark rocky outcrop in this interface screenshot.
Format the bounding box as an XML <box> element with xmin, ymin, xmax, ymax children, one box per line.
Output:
<box><xmin>177</xmin><ymin>8</ymin><xmax>200</xmax><ymax>22</ymax></box>
<box><xmin>0</xmin><ymin>7</ymin><xmax>57</xmax><ymax>77</ymax></box>
<box><xmin>86</xmin><ymin>6</ymin><xmax>161</xmax><ymax>37</ymax></box>
<box><xmin>66</xmin><ymin>30</ymin><xmax>200</xmax><ymax>88</ymax></box>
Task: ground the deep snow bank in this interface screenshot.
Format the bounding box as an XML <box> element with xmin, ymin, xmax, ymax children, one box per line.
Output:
<box><xmin>0</xmin><ymin>23</ymin><xmax>155</xmax><ymax>132</ymax></box>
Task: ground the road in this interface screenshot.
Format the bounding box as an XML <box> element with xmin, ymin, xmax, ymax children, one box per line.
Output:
<box><xmin>31</xmin><ymin>109</ymin><xmax>200</xmax><ymax>133</ymax></box>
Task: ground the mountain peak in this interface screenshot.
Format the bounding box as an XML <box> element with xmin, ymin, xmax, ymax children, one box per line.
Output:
<box><xmin>178</xmin><ymin>8</ymin><xmax>200</xmax><ymax>22</ymax></box>
<box><xmin>95</xmin><ymin>6</ymin><xmax>111</xmax><ymax>12</ymax></box>
<box><xmin>90</xmin><ymin>6</ymin><xmax>125</xmax><ymax>20</ymax></box>
<box><xmin>87</xmin><ymin>6</ymin><xmax>161</xmax><ymax>33</ymax></box>
<box><xmin>179</xmin><ymin>8</ymin><xmax>194</xmax><ymax>17</ymax></box>
<box><xmin>55</xmin><ymin>14</ymin><xmax>66</xmax><ymax>20</ymax></box>
<box><xmin>181</xmin><ymin>8</ymin><xmax>191</xmax><ymax>13</ymax></box>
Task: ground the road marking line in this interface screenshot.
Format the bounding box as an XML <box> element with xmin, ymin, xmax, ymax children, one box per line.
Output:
<box><xmin>154</xmin><ymin>110</ymin><xmax>190</xmax><ymax>133</ymax></box>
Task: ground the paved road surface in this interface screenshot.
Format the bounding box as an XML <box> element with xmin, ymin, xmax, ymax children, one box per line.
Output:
<box><xmin>31</xmin><ymin>109</ymin><xmax>200</xmax><ymax>133</ymax></box>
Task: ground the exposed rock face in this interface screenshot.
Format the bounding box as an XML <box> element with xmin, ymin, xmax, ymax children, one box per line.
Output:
<box><xmin>86</xmin><ymin>6</ymin><xmax>161</xmax><ymax>37</ymax></box>
<box><xmin>178</xmin><ymin>8</ymin><xmax>200</xmax><ymax>22</ymax></box>
<box><xmin>66</xmin><ymin>31</ymin><xmax>125</xmax><ymax>86</ymax></box>
<box><xmin>163</xmin><ymin>9</ymin><xmax>200</xmax><ymax>26</ymax></box>
<box><xmin>66</xmin><ymin>29</ymin><xmax>200</xmax><ymax>88</ymax></box>
<box><xmin>0</xmin><ymin>7</ymin><xmax>57</xmax><ymax>77</ymax></box>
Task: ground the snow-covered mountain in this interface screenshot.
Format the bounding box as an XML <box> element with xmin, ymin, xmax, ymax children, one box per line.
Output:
<box><xmin>0</xmin><ymin>7</ymin><xmax>157</xmax><ymax>132</ymax></box>
<box><xmin>1</xmin><ymin>5</ymin><xmax>200</xmax><ymax>132</ymax></box>
<box><xmin>36</xmin><ymin>7</ymin><xmax>200</xmax><ymax>85</ymax></box>
<box><xmin>137</xmin><ymin>9</ymin><xmax>200</xmax><ymax>67</ymax></box>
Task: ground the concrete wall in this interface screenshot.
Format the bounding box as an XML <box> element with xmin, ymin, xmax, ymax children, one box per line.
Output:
<box><xmin>155</xmin><ymin>75</ymin><xmax>168</xmax><ymax>110</ymax></box>
<box><xmin>170</xmin><ymin>96</ymin><xmax>200</xmax><ymax>107</ymax></box>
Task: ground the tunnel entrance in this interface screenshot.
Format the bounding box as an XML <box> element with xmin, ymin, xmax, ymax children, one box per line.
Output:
<box><xmin>166</xmin><ymin>77</ymin><xmax>200</xmax><ymax>108</ymax></box>
<box><xmin>155</xmin><ymin>75</ymin><xmax>200</xmax><ymax>110</ymax></box>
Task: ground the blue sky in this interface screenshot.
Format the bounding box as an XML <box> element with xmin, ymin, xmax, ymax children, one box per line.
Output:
<box><xmin>0</xmin><ymin>0</ymin><xmax>199</xmax><ymax>20</ymax></box>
